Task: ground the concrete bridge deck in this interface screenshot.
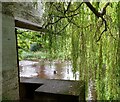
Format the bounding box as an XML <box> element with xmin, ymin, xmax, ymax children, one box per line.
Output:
<box><xmin>20</xmin><ymin>77</ymin><xmax>85</xmax><ymax>102</ymax></box>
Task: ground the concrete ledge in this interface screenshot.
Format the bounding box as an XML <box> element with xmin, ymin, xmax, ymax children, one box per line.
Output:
<box><xmin>15</xmin><ymin>18</ymin><xmax>48</xmax><ymax>32</ymax></box>
<box><xmin>20</xmin><ymin>77</ymin><xmax>85</xmax><ymax>102</ymax></box>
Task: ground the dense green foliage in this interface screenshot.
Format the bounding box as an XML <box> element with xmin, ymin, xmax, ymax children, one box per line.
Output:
<box><xmin>17</xmin><ymin>2</ymin><xmax>120</xmax><ymax>100</ymax></box>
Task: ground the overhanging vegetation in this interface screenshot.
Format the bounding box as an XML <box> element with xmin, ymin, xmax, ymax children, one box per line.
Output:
<box><xmin>17</xmin><ymin>1</ymin><xmax>120</xmax><ymax>100</ymax></box>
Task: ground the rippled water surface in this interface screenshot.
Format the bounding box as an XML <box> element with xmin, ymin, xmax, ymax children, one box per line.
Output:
<box><xmin>19</xmin><ymin>60</ymin><xmax>97</xmax><ymax>100</ymax></box>
<box><xmin>19</xmin><ymin>60</ymin><xmax>79</xmax><ymax>80</ymax></box>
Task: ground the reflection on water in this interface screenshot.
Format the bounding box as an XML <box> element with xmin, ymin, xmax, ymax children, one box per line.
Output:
<box><xmin>19</xmin><ymin>60</ymin><xmax>97</xmax><ymax>100</ymax></box>
<box><xmin>19</xmin><ymin>60</ymin><xmax>79</xmax><ymax>80</ymax></box>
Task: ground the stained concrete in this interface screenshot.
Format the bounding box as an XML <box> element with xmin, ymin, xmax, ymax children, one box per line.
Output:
<box><xmin>20</xmin><ymin>77</ymin><xmax>85</xmax><ymax>102</ymax></box>
<box><xmin>2</xmin><ymin>2</ymin><xmax>43</xmax><ymax>25</ymax></box>
<box><xmin>0</xmin><ymin>2</ymin><xmax>2</xmax><ymax>102</ymax></box>
<box><xmin>2</xmin><ymin>13</ymin><xmax>19</xmax><ymax>100</ymax></box>
<box><xmin>1</xmin><ymin>2</ymin><xmax>43</xmax><ymax>100</ymax></box>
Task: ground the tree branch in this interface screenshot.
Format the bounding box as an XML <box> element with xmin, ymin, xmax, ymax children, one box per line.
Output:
<box><xmin>52</xmin><ymin>3</ymin><xmax>63</xmax><ymax>14</ymax></box>
<box><xmin>84</xmin><ymin>0</ymin><xmax>101</xmax><ymax>18</ymax></box>
<box><xmin>84</xmin><ymin>0</ymin><xmax>110</xmax><ymax>18</ymax></box>
<box><xmin>56</xmin><ymin>22</ymin><xmax>70</xmax><ymax>35</ymax></box>
<box><xmin>84</xmin><ymin>0</ymin><xmax>110</xmax><ymax>42</ymax></box>
<box><xmin>53</xmin><ymin>13</ymin><xmax>79</xmax><ymax>18</ymax></box>
<box><xmin>64</xmin><ymin>2</ymin><xmax>71</xmax><ymax>14</ymax></box>
<box><xmin>56</xmin><ymin>17</ymin><xmax>74</xmax><ymax>34</ymax></box>
<box><xmin>45</xmin><ymin>17</ymin><xmax>63</xmax><ymax>28</ymax></box>
<box><xmin>108</xmin><ymin>26</ymin><xmax>117</xmax><ymax>40</ymax></box>
<box><xmin>44</xmin><ymin>13</ymin><xmax>79</xmax><ymax>28</ymax></box>
<box><xmin>69</xmin><ymin>2</ymin><xmax>84</xmax><ymax>13</ymax></box>
<box><xmin>96</xmin><ymin>17</ymin><xmax>107</xmax><ymax>42</ymax></box>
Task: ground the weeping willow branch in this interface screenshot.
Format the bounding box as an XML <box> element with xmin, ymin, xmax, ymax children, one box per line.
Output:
<box><xmin>84</xmin><ymin>1</ymin><xmax>101</xmax><ymax>18</ymax></box>
<box><xmin>44</xmin><ymin>13</ymin><xmax>79</xmax><ymax>28</ymax></box>
<box><xmin>96</xmin><ymin>17</ymin><xmax>107</xmax><ymax>42</ymax></box>
<box><xmin>67</xmin><ymin>16</ymin><xmax>92</xmax><ymax>29</ymax></box>
<box><xmin>53</xmin><ymin>2</ymin><xmax>72</xmax><ymax>15</ymax></box>
<box><xmin>84</xmin><ymin>0</ymin><xmax>110</xmax><ymax>42</ymax></box>
<box><xmin>64</xmin><ymin>2</ymin><xmax>71</xmax><ymax>14</ymax></box>
<box><xmin>108</xmin><ymin>26</ymin><xmax>117</xmax><ymax>40</ymax></box>
<box><xmin>53</xmin><ymin>13</ymin><xmax>79</xmax><ymax>18</ymax></box>
<box><xmin>84</xmin><ymin>0</ymin><xmax>110</xmax><ymax>18</ymax></box>
<box><xmin>45</xmin><ymin>17</ymin><xmax>62</xmax><ymax>28</ymax></box>
<box><xmin>69</xmin><ymin>2</ymin><xmax>84</xmax><ymax>12</ymax></box>
<box><xmin>44</xmin><ymin>18</ymin><xmax>73</xmax><ymax>35</ymax></box>
<box><xmin>56</xmin><ymin>17</ymin><xmax>74</xmax><ymax>34</ymax></box>
<box><xmin>45</xmin><ymin>1</ymin><xmax>110</xmax><ymax>41</ymax></box>
<box><xmin>53</xmin><ymin>3</ymin><xmax>63</xmax><ymax>14</ymax></box>
<box><xmin>44</xmin><ymin>2</ymin><xmax>83</xmax><ymax>29</ymax></box>
<box><xmin>56</xmin><ymin>22</ymin><xmax>70</xmax><ymax>35</ymax></box>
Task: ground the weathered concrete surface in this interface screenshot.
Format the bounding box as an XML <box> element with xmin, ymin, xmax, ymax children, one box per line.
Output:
<box><xmin>2</xmin><ymin>70</ymin><xmax>19</xmax><ymax>100</ymax></box>
<box><xmin>20</xmin><ymin>77</ymin><xmax>85</xmax><ymax>102</ymax></box>
<box><xmin>0</xmin><ymin>2</ymin><xmax>2</xmax><ymax>102</ymax></box>
<box><xmin>2</xmin><ymin>2</ymin><xmax>43</xmax><ymax>25</ymax></box>
<box><xmin>1</xmin><ymin>2</ymin><xmax>43</xmax><ymax>100</ymax></box>
<box><xmin>2</xmin><ymin>12</ymin><xmax>19</xmax><ymax>100</ymax></box>
<box><xmin>13</xmin><ymin>2</ymin><xmax>43</xmax><ymax>25</ymax></box>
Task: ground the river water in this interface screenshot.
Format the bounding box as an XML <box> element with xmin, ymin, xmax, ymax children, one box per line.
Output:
<box><xmin>19</xmin><ymin>60</ymin><xmax>97</xmax><ymax>100</ymax></box>
<box><xmin>19</xmin><ymin>60</ymin><xmax>79</xmax><ymax>80</ymax></box>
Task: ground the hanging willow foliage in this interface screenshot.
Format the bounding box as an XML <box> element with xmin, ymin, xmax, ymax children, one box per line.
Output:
<box><xmin>116</xmin><ymin>1</ymin><xmax>120</xmax><ymax>100</ymax></box>
<box><xmin>40</xmin><ymin>2</ymin><xmax>120</xmax><ymax>100</ymax></box>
